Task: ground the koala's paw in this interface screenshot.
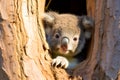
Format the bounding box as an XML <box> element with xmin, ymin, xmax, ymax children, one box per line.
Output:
<box><xmin>52</xmin><ymin>56</ymin><xmax>69</xmax><ymax>68</ymax></box>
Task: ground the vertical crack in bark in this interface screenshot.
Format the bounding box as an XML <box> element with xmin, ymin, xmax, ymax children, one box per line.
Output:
<box><xmin>14</xmin><ymin>0</ymin><xmax>29</xmax><ymax>79</ymax></box>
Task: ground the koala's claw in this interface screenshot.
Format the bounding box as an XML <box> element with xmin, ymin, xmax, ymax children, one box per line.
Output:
<box><xmin>52</xmin><ymin>56</ymin><xmax>69</xmax><ymax>68</ymax></box>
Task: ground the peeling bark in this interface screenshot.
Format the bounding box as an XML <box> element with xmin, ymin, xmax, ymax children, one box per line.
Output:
<box><xmin>0</xmin><ymin>0</ymin><xmax>70</xmax><ymax>80</ymax></box>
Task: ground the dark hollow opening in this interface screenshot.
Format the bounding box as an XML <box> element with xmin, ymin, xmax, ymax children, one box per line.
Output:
<box><xmin>45</xmin><ymin>0</ymin><xmax>87</xmax><ymax>15</ymax></box>
<box><xmin>45</xmin><ymin>0</ymin><xmax>89</xmax><ymax>62</ymax></box>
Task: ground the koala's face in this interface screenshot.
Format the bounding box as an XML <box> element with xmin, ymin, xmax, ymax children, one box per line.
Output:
<box><xmin>43</xmin><ymin>11</ymin><xmax>94</xmax><ymax>57</ymax></box>
<box><xmin>49</xmin><ymin>26</ymin><xmax>80</xmax><ymax>56</ymax></box>
<box><xmin>51</xmin><ymin>28</ymin><xmax>80</xmax><ymax>56</ymax></box>
<box><xmin>50</xmin><ymin>15</ymin><xmax>81</xmax><ymax>56</ymax></box>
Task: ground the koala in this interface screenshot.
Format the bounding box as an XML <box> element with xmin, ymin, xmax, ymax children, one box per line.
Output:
<box><xmin>42</xmin><ymin>11</ymin><xmax>94</xmax><ymax>69</ymax></box>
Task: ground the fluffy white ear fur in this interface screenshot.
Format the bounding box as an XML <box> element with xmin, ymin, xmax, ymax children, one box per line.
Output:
<box><xmin>42</xmin><ymin>13</ymin><xmax>55</xmax><ymax>23</ymax></box>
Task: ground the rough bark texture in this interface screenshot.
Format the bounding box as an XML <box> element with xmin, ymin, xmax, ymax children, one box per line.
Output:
<box><xmin>73</xmin><ymin>0</ymin><xmax>120</xmax><ymax>80</ymax></box>
<box><xmin>0</xmin><ymin>0</ymin><xmax>70</xmax><ymax>80</ymax></box>
<box><xmin>0</xmin><ymin>0</ymin><xmax>120</xmax><ymax>80</ymax></box>
<box><xmin>94</xmin><ymin>0</ymin><xmax>120</xmax><ymax>80</ymax></box>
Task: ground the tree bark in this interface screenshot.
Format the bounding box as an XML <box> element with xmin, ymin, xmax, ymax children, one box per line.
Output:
<box><xmin>0</xmin><ymin>0</ymin><xmax>120</xmax><ymax>80</ymax></box>
<box><xmin>94</xmin><ymin>0</ymin><xmax>120</xmax><ymax>80</ymax></box>
<box><xmin>73</xmin><ymin>0</ymin><xmax>120</xmax><ymax>80</ymax></box>
<box><xmin>0</xmin><ymin>0</ymin><xmax>70</xmax><ymax>80</ymax></box>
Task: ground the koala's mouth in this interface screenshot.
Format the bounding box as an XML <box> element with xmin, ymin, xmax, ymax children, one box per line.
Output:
<box><xmin>59</xmin><ymin>48</ymin><xmax>68</xmax><ymax>53</ymax></box>
<box><xmin>55</xmin><ymin>44</ymin><xmax>73</xmax><ymax>55</ymax></box>
<box><xmin>58</xmin><ymin>47</ymin><xmax>72</xmax><ymax>55</ymax></box>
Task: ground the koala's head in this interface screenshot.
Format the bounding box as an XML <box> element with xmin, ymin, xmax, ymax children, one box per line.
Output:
<box><xmin>42</xmin><ymin>11</ymin><xmax>94</xmax><ymax>57</ymax></box>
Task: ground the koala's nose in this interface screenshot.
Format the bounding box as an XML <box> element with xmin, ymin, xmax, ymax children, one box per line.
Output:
<box><xmin>61</xmin><ymin>37</ymin><xmax>69</xmax><ymax>50</ymax></box>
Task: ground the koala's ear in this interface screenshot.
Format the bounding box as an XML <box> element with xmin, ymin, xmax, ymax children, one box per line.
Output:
<box><xmin>80</xmin><ymin>16</ymin><xmax>94</xmax><ymax>39</ymax></box>
<box><xmin>42</xmin><ymin>12</ymin><xmax>58</xmax><ymax>34</ymax></box>
<box><xmin>42</xmin><ymin>13</ymin><xmax>55</xmax><ymax>24</ymax></box>
<box><xmin>42</xmin><ymin>11</ymin><xmax>58</xmax><ymax>24</ymax></box>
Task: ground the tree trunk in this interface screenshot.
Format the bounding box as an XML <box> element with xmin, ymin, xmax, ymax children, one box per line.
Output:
<box><xmin>0</xmin><ymin>0</ymin><xmax>120</xmax><ymax>80</ymax></box>
<box><xmin>73</xmin><ymin>0</ymin><xmax>120</xmax><ymax>80</ymax></box>
<box><xmin>93</xmin><ymin>0</ymin><xmax>120</xmax><ymax>80</ymax></box>
<box><xmin>0</xmin><ymin>0</ymin><xmax>69</xmax><ymax>80</ymax></box>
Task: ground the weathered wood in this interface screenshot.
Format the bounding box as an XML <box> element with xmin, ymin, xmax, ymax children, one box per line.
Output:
<box><xmin>74</xmin><ymin>0</ymin><xmax>120</xmax><ymax>80</ymax></box>
<box><xmin>92</xmin><ymin>0</ymin><xmax>120</xmax><ymax>80</ymax></box>
<box><xmin>0</xmin><ymin>0</ymin><xmax>73</xmax><ymax>79</ymax></box>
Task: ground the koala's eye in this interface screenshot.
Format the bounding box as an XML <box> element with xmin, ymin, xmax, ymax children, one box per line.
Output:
<box><xmin>55</xmin><ymin>33</ymin><xmax>60</xmax><ymax>39</ymax></box>
<box><xmin>73</xmin><ymin>37</ymin><xmax>77</xmax><ymax>41</ymax></box>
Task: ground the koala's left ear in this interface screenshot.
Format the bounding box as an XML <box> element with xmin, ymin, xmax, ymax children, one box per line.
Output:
<box><xmin>80</xmin><ymin>16</ymin><xmax>94</xmax><ymax>39</ymax></box>
<box><xmin>42</xmin><ymin>11</ymin><xmax>58</xmax><ymax>35</ymax></box>
<box><xmin>42</xmin><ymin>13</ymin><xmax>55</xmax><ymax>24</ymax></box>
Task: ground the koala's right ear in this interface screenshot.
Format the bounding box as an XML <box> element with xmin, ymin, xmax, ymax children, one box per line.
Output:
<box><xmin>80</xmin><ymin>16</ymin><xmax>94</xmax><ymax>39</ymax></box>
